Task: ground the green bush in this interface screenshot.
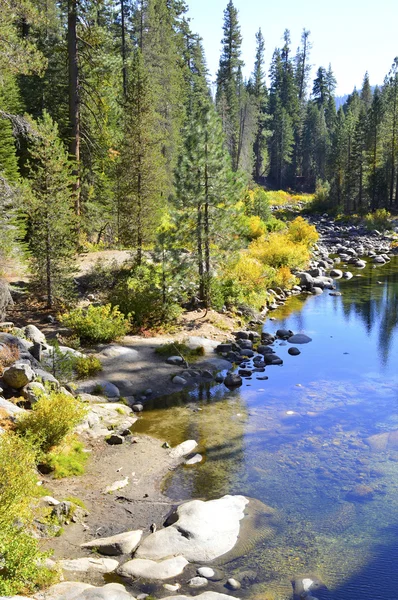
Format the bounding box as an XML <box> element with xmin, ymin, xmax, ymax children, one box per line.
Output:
<box><xmin>16</xmin><ymin>390</ymin><xmax>87</xmax><ymax>453</ymax></box>
<box><xmin>0</xmin><ymin>433</ymin><xmax>57</xmax><ymax>595</ymax></box>
<box><xmin>110</xmin><ymin>262</ymin><xmax>182</xmax><ymax>330</ymax></box>
<box><xmin>364</xmin><ymin>208</ymin><xmax>392</xmax><ymax>232</ymax></box>
<box><xmin>74</xmin><ymin>355</ymin><xmax>102</xmax><ymax>379</ymax></box>
<box><xmin>60</xmin><ymin>304</ymin><xmax>130</xmax><ymax>344</ymax></box>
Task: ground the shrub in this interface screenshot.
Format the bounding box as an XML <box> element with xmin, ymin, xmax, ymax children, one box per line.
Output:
<box><xmin>0</xmin><ymin>433</ymin><xmax>57</xmax><ymax>595</ymax></box>
<box><xmin>74</xmin><ymin>355</ymin><xmax>102</xmax><ymax>379</ymax></box>
<box><xmin>60</xmin><ymin>304</ymin><xmax>130</xmax><ymax>344</ymax></box>
<box><xmin>248</xmin><ymin>232</ymin><xmax>310</xmax><ymax>270</ymax></box>
<box><xmin>364</xmin><ymin>209</ymin><xmax>392</xmax><ymax>232</ymax></box>
<box><xmin>287</xmin><ymin>217</ymin><xmax>319</xmax><ymax>247</ymax></box>
<box><xmin>243</xmin><ymin>187</ymin><xmax>271</xmax><ymax>221</ymax></box>
<box><xmin>110</xmin><ymin>262</ymin><xmax>182</xmax><ymax>330</ymax></box>
<box><xmin>16</xmin><ymin>390</ymin><xmax>87</xmax><ymax>453</ymax></box>
<box><xmin>0</xmin><ymin>343</ymin><xmax>20</xmax><ymax>376</ymax></box>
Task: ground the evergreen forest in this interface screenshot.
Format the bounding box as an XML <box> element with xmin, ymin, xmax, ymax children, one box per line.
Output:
<box><xmin>1</xmin><ymin>0</ymin><xmax>398</xmax><ymax>321</ymax></box>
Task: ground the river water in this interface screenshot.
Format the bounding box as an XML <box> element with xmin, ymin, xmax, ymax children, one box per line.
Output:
<box><xmin>134</xmin><ymin>258</ymin><xmax>398</xmax><ymax>600</ymax></box>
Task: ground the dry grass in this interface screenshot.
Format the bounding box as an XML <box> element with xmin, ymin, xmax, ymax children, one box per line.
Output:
<box><xmin>0</xmin><ymin>344</ymin><xmax>20</xmax><ymax>376</ymax></box>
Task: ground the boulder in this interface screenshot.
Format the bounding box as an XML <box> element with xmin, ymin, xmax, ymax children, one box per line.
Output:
<box><xmin>197</xmin><ymin>567</ymin><xmax>215</xmax><ymax>578</ymax></box>
<box><xmin>106</xmin><ymin>434</ymin><xmax>125</xmax><ymax>445</ymax></box>
<box><xmin>34</xmin><ymin>582</ymin><xmax>136</xmax><ymax>600</ymax></box>
<box><xmin>261</xmin><ymin>332</ymin><xmax>275</xmax><ymax>344</ymax></box>
<box><xmin>288</xmin><ymin>347</ymin><xmax>300</xmax><ymax>356</ymax></box>
<box><xmin>98</xmin><ymin>346</ymin><xmax>139</xmax><ymax>362</ymax></box>
<box><xmin>167</xmin><ymin>356</ymin><xmax>185</xmax><ymax>366</ymax></box>
<box><xmin>23</xmin><ymin>324</ymin><xmax>47</xmax><ymax>345</ymax></box>
<box><xmin>185</xmin><ymin>454</ymin><xmax>203</xmax><ymax>465</ymax></box>
<box><xmin>189</xmin><ymin>577</ymin><xmax>208</xmax><ymax>588</ymax></box>
<box><xmin>0</xmin><ymin>396</ymin><xmax>25</xmax><ymax>417</ymax></box>
<box><xmin>297</xmin><ymin>272</ymin><xmax>314</xmax><ymax>291</ymax></box>
<box><xmin>237</xmin><ymin>339</ymin><xmax>252</xmax><ymax>350</ymax></box>
<box><xmin>224</xmin><ymin>373</ymin><xmax>242</xmax><ymax>388</ymax></box>
<box><xmin>216</xmin><ymin>344</ymin><xmax>232</xmax><ymax>353</ymax></box>
<box><xmin>135</xmin><ymin>495</ymin><xmax>249</xmax><ymax>562</ymax></box>
<box><xmin>276</xmin><ymin>329</ymin><xmax>293</xmax><ymax>340</ymax></box>
<box><xmin>22</xmin><ymin>381</ymin><xmax>46</xmax><ymax>403</ymax></box>
<box><xmin>288</xmin><ymin>334</ymin><xmax>312</xmax><ymax>344</ymax></box>
<box><xmin>59</xmin><ymin>557</ymin><xmax>119</xmax><ymax>574</ymax></box>
<box><xmin>169</xmin><ymin>439</ymin><xmax>198</xmax><ymax>458</ymax></box>
<box><xmin>2</xmin><ymin>362</ymin><xmax>35</xmax><ymax>389</ymax></box>
<box><xmin>81</xmin><ymin>530</ymin><xmax>142</xmax><ymax>556</ymax></box>
<box><xmin>172</xmin><ymin>376</ymin><xmax>187</xmax><ymax>386</ymax></box>
<box><xmin>117</xmin><ymin>556</ymin><xmax>188</xmax><ymax>580</ymax></box>
<box><xmin>75</xmin><ymin>380</ymin><xmax>120</xmax><ymax>399</ymax></box>
<box><xmin>343</xmin><ymin>271</ymin><xmax>353</xmax><ymax>279</ymax></box>
<box><xmin>330</xmin><ymin>269</ymin><xmax>343</xmax><ymax>278</ymax></box>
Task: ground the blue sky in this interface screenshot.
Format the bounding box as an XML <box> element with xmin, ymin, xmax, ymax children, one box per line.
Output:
<box><xmin>185</xmin><ymin>0</ymin><xmax>398</xmax><ymax>95</ymax></box>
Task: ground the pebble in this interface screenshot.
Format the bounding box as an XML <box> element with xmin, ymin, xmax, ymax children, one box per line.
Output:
<box><xmin>197</xmin><ymin>567</ymin><xmax>215</xmax><ymax>578</ymax></box>
<box><xmin>226</xmin><ymin>578</ymin><xmax>241</xmax><ymax>590</ymax></box>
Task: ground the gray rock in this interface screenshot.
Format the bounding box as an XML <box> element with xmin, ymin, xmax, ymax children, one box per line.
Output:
<box><xmin>22</xmin><ymin>381</ymin><xmax>46</xmax><ymax>403</ymax></box>
<box><xmin>288</xmin><ymin>347</ymin><xmax>300</xmax><ymax>356</ymax></box>
<box><xmin>257</xmin><ymin>345</ymin><xmax>274</xmax><ymax>355</ymax></box>
<box><xmin>167</xmin><ymin>356</ymin><xmax>184</xmax><ymax>366</ymax></box>
<box><xmin>297</xmin><ymin>272</ymin><xmax>314</xmax><ymax>291</ymax></box>
<box><xmin>224</xmin><ymin>373</ymin><xmax>242</xmax><ymax>388</ymax></box>
<box><xmin>263</xmin><ymin>354</ymin><xmax>283</xmax><ymax>365</ymax></box>
<box><xmin>276</xmin><ymin>329</ymin><xmax>293</xmax><ymax>340</ymax></box>
<box><xmin>2</xmin><ymin>362</ymin><xmax>35</xmax><ymax>389</ymax></box>
<box><xmin>81</xmin><ymin>530</ymin><xmax>142</xmax><ymax>556</ymax></box>
<box><xmin>0</xmin><ymin>396</ymin><xmax>25</xmax><ymax>417</ymax></box>
<box><xmin>237</xmin><ymin>339</ymin><xmax>252</xmax><ymax>350</ymax></box>
<box><xmin>135</xmin><ymin>495</ymin><xmax>249</xmax><ymax>563</ymax></box>
<box><xmin>23</xmin><ymin>324</ymin><xmax>46</xmax><ymax>345</ymax></box>
<box><xmin>98</xmin><ymin>345</ymin><xmax>139</xmax><ymax>362</ymax></box>
<box><xmin>330</xmin><ymin>269</ymin><xmax>343</xmax><ymax>278</ymax></box>
<box><xmin>226</xmin><ymin>578</ymin><xmax>241</xmax><ymax>590</ymax></box>
<box><xmin>261</xmin><ymin>332</ymin><xmax>275</xmax><ymax>344</ymax></box>
<box><xmin>239</xmin><ymin>348</ymin><xmax>254</xmax><ymax>357</ymax></box>
<box><xmin>238</xmin><ymin>369</ymin><xmax>252</xmax><ymax>377</ymax></box>
<box><xmin>214</xmin><ymin>373</ymin><xmax>225</xmax><ymax>383</ymax></box>
<box><xmin>313</xmin><ymin>286</ymin><xmax>323</xmax><ymax>294</ymax></box>
<box><xmin>132</xmin><ymin>404</ymin><xmax>144</xmax><ymax>413</ymax></box>
<box><xmin>172</xmin><ymin>375</ymin><xmax>187</xmax><ymax>386</ymax></box>
<box><xmin>292</xmin><ymin>575</ymin><xmax>328</xmax><ymax>600</ymax></box>
<box><xmin>355</xmin><ymin>259</ymin><xmax>367</xmax><ymax>268</ymax></box>
<box><xmin>374</xmin><ymin>255</ymin><xmax>386</xmax><ymax>264</ymax></box>
<box><xmin>117</xmin><ymin>556</ymin><xmax>188</xmax><ymax>580</ymax></box>
<box><xmin>76</xmin><ymin>380</ymin><xmax>120</xmax><ymax>399</ymax></box>
<box><xmin>59</xmin><ymin>557</ymin><xmax>119</xmax><ymax>574</ymax></box>
<box><xmin>34</xmin><ymin>582</ymin><xmax>136</xmax><ymax>600</ymax></box>
<box><xmin>169</xmin><ymin>439</ymin><xmax>197</xmax><ymax>458</ymax></box>
<box><xmin>288</xmin><ymin>333</ymin><xmax>312</xmax><ymax>344</ymax></box>
<box><xmin>216</xmin><ymin>344</ymin><xmax>232</xmax><ymax>353</ymax></box>
<box><xmin>234</xmin><ymin>331</ymin><xmax>249</xmax><ymax>339</ymax></box>
<box><xmin>343</xmin><ymin>271</ymin><xmax>353</xmax><ymax>279</ymax></box>
<box><xmin>189</xmin><ymin>577</ymin><xmax>208</xmax><ymax>588</ymax></box>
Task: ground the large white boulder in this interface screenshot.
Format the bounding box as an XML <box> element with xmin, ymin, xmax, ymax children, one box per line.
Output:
<box><xmin>117</xmin><ymin>555</ymin><xmax>188</xmax><ymax>580</ymax></box>
<box><xmin>169</xmin><ymin>440</ymin><xmax>197</xmax><ymax>458</ymax></box>
<box><xmin>33</xmin><ymin>582</ymin><xmax>136</xmax><ymax>600</ymax></box>
<box><xmin>59</xmin><ymin>557</ymin><xmax>118</xmax><ymax>574</ymax></box>
<box><xmin>135</xmin><ymin>495</ymin><xmax>249</xmax><ymax>562</ymax></box>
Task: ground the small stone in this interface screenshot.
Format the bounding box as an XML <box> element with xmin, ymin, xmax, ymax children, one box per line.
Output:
<box><xmin>167</xmin><ymin>356</ymin><xmax>184</xmax><ymax>365</ymax></box>
<box><xmin>162</xmin><ymin>442</ymin><xmax>171</xmax><ymax>449</ymax></box>
<box><xmin>189</xmin><ymin>576</ymin><xmax>208</xmax><ymax>588</ymax></box>
<box><xmin>163</xmin><ymin>583</ymin><xmax>181</xmax><ymax>592</ymax></box>
<box><xmin>132</xmin><ymin>404</ymin><xmax>143</xmax><ymax>412</ymax></box>
<box><xmin>106</xmin><ymin>434</ymin><xmax>125</xmax><ymax>445</ymax></box>
<box><xmin>224</xmin><ymin>373</ymin><xmax>242</xmax><ymax>388</ymax></box>
<box><xmin>214</xmin><ymin>373</ymin><xmax>224</xmax><ymax>383</ymax></box>
<box><xmin>185</xmin><ymin>453</ymin><xmax>203</xmax><ymax>465</ymax></box>
<box><xmin>288</xmin><ymin>347</ymin><xmax>300</xmax><ymax>356</ymax></box>
<box><xmin>169</xmin><ymin>440</ymin><xmax>198</xmax><ymax>458</ymax></box>
<box><xmin>172</xmin><ymin>375</ymin><xmax>187</xmax><ymax>386</ymax></box>
<box><xmin>226</xmin><ymin>578</ymin><xmax>241</xmax><ymax>590</ymax></box>
<box><xmin>197</xmin><ymin>567</ymin><xmax>215</xmax><ymax>578</ymax></box>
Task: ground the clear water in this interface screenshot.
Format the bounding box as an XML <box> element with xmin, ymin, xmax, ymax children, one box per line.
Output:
<box><xmin>134</xmin><ymin>258</ymin><xmax>398</xmax><ymax>600</ymax></box>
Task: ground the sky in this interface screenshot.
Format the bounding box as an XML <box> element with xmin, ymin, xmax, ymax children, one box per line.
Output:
<box><xmin>185</xmin><ymin>0</ymin><xmax>398</xmax><ymax>96</ymax></box>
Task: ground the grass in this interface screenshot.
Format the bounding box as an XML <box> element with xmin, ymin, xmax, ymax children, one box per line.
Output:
<box><xmin>46</xmin><ymin>439</ymin><xmax>88</xmax><ymax>479</ymax></box>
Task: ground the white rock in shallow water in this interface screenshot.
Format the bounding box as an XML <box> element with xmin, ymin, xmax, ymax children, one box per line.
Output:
<box><xmin>162</xmin><ymin>594</ymin><xmax>239</xmax><ymax>600</ymax></box>
<box><xmin>185</xmin><ymin>453</ymin><xmax>203</xmax><ymax>465</ymax></box>
<box><xmin>117</xmin><ymin>556</ymin><xmax>188</xmax><ymax>580</ymax></box>
<box><xmin>59</xmin><ymin>557</ymin><xmax>119</xmax><ymax>574</ymax></box>
<box><xmin>189</xmin><ymin>577</ymin><xmax>208</xmax><ymax>588</ymax></box>
<box><xmin>197</xmin><ymin>567</ymin><xmax>215</xmax><ymax>578</ymax></box>
<box><xmin>135</xmin><ymin>495</ymin><xmax>249</xmax><ymax>562</ymax></box>
<box><xmin>81</xmin><ymin>530</ymin><xmax>142</xmax><ymax>555</ymax></box>
<box><xmin>226</xmin><ymin>578</ymin><xmax>241</xmax><ymax>590</ymax></box>
<box><xmin>163</xmin><ymin>584</ymin><xmax>181</xmax><ymax>592</ymax></box>
<box><xmin>169</xmin><ymin>440</ymin><xmax>198</xmax><ymax>458</ymax></box>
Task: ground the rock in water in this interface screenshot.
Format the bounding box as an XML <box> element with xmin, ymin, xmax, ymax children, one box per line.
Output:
<box><xmin>224</xmin><ymin>374</ymin><xmax>242</xmax><ymax>388</ymax></box>
<box><xmin>135</xmin><ymin>495</ymin><xmax>249</xmax><ymax>562</ymax></box>
<box><xmin>117</xmin><ymin>556</ymin><xmax>188</xmax><ymax>580</ymax></box>
<box><xmin>287</xmin><ymin>333</ymin><xmax>312</xmax><ymax>344</ymax></box>
<box><xmin>169</xmin><ymin>440</ymin><xmax>198</xmax><ymax>458</ymax></box>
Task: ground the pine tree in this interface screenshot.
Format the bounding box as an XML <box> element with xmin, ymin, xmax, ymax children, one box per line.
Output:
<box><xmin>25</xmin><ymin>112</ymin><xmax>76</xmax><ymax>307</ymax></box>
<box><xmin>360</xmin><ymin>72</ymin><xmax>373</xmax><ymax>111</ymax></box>
<box><xmin>116</xmin><ymin>49</ymin><xmax>167</xmax><ymax>263</ymax></box>
<box><xmin>216</xmin><ymin>0</ymin><xmax>243</xmax><ymax>170</ymax></box>
<box><xmin>368</xmin><ymin>87</ymin><xmax>385</xmax><ymax>209</ymax></box>
<box><xmin>251</xmin><ymin>29</ymin><xmax>269</xmax><ymax>181</ymax></box>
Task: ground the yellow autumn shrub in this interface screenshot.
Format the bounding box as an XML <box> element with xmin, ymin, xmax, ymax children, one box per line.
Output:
<box><xmin>287</xmin><ymin>216</ymin><xmax>319</xmax><ymax>247</ymax></box>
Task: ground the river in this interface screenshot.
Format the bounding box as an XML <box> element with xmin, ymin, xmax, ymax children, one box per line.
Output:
<box><xmin>134</xmin><ymin>257</ymin><xmax>398</xmax><ymax>600</ymax></box>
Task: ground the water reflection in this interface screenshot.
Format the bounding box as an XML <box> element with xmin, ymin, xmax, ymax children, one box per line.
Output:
<box><xmin>133</xmin><ymin>257</ymin><xmax>398</xmax><ymax>599</ymax></box>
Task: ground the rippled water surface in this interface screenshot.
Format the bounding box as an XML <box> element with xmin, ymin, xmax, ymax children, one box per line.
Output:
<box><xmin>134</xmin><ymin>258</ymin><xmax>398</xmax><ymax>600</ymax></box>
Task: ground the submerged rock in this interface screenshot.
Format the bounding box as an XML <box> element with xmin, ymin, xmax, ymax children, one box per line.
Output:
<box><xmin>169</xmin><ymin>440</ymin><xmax>198</xmax><ymax>458</ymax></box>
<box><xmin>224</xmin><ymin>373</ymin><xmax>242</xmax><ymax>388</ymax></box>
<box><xmin>288</xmin><ymin>334</ymin><xmax>312</xmax><ymax>344</ymax></box>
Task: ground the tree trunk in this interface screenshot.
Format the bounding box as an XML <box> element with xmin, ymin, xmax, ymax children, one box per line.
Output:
<box><xmin>121</xmin><ymin>0</ymin><xmax>127</xmax><ymax>97</ymax></box>
<box><xmin>197</xmin><ymin>201</ymin><xmax>204</xmax><ymax>302</ymax></box>
<box><xmin>204</xmin><ymin>140</ymin><xmax>210</xmax><ymax>308</ymax></box>
<box><xmin>68</xmin><ymin>0</ymin><xmax>80</xmax><ymax>216</ymax></box>
<box><xmin>46</xmin><ymin>222</ymin><xmax>52</xmax><ymax>308</ymax></box>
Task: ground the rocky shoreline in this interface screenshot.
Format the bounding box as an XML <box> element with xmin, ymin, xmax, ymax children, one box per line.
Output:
<box><xmin>0</xmin><ymin>217</ymin><xmax>396</xmax><ymax>600</ymax></box>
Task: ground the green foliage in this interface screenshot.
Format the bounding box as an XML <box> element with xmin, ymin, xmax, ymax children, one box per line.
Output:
<box><xmin>0</xmin><ymin>433</ymin><xmax>57</xmax><ymax>595</ymax></box>
<box><xmin>74</xmin><ymin>355</ymin><xmax>102</xmax><ymax>379</ymax></box>
<box><xmin>16</xmin><ymin>390</ymin><xmax>87</xmax><ymax>453</ymax></box>
<box><xmin>110</xmin><ymin>262</ymin><xmax>182</xmax><ymax>330</ymax></box>
<box><xmin>155</xmin><ymin>342</ymin><xmax>205</xmax><ymax>361</ymax></box>
<box><xmin>60</xmin><ymin>304</ymin><xmax>130</xmax><ymax>344</ymax></box>
<box><xmin>286</xmin><ymin>216</ymin><xmax>319</xmax><ymax>246</ymax></box>
<box><xmin>46</xmin><ymin>439</ymin><xmax>88</xmax><ymax>479</ymax></box>
<box><xmin>364</xmin><ymin>209</ymin><xmax>392</xmax><ymax>231</ymax></box>
<box><xmin>25</xmin><ymin>111</ymin><xmax>77</xmax><ymax>307</ymax></box>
